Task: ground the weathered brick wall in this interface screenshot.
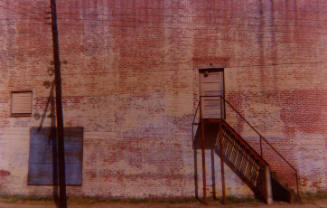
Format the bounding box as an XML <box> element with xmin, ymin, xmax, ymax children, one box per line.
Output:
<box><xmin>0</xmin><ymin>0</ymin><xmax>326</xmax><ymax>198</ymax></box>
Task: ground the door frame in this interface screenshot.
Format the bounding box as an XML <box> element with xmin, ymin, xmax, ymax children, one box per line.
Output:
<box><xmin>198</xmin><ymin>67</ymin><xmax>225</xmax><ymax>119</ymax></box>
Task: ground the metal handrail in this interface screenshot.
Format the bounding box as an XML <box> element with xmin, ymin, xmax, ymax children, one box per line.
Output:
<box><xmin>193</xmin><ymin>95</ymin><xmax>299</xmax><ymax>195</ymax></box>
<box><xmin>192</xmin><ymin>102</ymin><xmax>200</xmax><ymax>126</ymax></box>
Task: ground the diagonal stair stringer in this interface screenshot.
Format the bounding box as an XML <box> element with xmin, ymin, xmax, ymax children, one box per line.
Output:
<box><xmin>193</xmin><ymin>119</ymin><xmax>298</xmax><ymax>203</ymax></box>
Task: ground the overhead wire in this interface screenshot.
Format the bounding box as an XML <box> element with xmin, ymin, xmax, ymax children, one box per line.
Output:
<box><xmin>52</xmin><ymin>20</ymin><xmax>327</xmax><ymax>39</ymax></box>
<box><xmin>1</xmin><ymin>17</ymin><xmax>324</xmax><ymax>52</ymax></box>
<box><xmin>0</xmin><ymin>14</ymin><xmax>324</xmax><ymax>53</ymax></box>
<box><xmin>1</xmin><ymin>0</ymin><xmax>326</xmax><ymax>27</ymax></box>
<box><xmin>0</xmin><ymin>1</ymin><xmax>48</xmax><ymax>23</ymax></box>
<box><xmin>0</xmin><ymin>18</ymin><xmax>49</xmax><ymax>22</ymax></box>
<box><xmin>0</xmin><ymin>0</ymin><xmax>48</xmax><ymax>16</ymax></box>
<box><xmin>4</xmin><ymin>61</ymin><xmax>325</xmax><ymax>75</ymax></box>
<box><xmin>52</xmin><ymin>5</ymin><xmax>327</xmax><ymax>23</ymax></box>
<box><xmin>45</xmin><ymin>6</ymin><xmax>327</xmax><ymax>36</ymax></box>
<box><xmin>0</xmin><ymin>1</ymin><xmax>325</xmax><ymax>71</ymax></box>
<box><xmin>1</xmin><ymin>2</ymin><xmax>326</xmax><ymax>34</ymax></box>
<box><xmin>51</xmin><ymin>14</ymin><xmax>327</xmax><ymax>32</ymax></box>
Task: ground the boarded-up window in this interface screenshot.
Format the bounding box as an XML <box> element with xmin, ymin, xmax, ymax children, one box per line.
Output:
<box><xmin>11</xmin><ymin>91</ymin><xmax>33</xmax><ymax>116</ymax></box>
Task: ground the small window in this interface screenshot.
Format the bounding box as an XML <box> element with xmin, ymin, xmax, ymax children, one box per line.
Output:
<box><xmin>11</xmin><ymin>91</ymin><xmax>33</xmax><ymax>117</ymax></box>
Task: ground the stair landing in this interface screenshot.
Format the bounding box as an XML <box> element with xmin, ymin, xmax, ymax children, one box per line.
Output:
<box><xmin>193</xmin><ymin>119</ymin><xmax>222</xmax><ymax>149</ymax></box>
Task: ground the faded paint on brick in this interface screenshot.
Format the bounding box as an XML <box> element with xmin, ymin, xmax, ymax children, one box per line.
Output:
<box><xmin>0</xmin><ymin>0</ymin><xmax>326</xmax><ymax>198</ymax></box>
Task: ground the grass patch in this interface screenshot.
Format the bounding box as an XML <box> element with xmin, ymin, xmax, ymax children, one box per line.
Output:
<box><xmin>0</xmin><ymin>195</ymin><xmax>53</xmax><ymax>203</ymax></box>
<box><xmin>225</xmin><ymin>196</ymin><xmax>259</xmax><ymax>203</ymax></box>
<box><xmin>0</xmin><ymin>195</ymin><xmax>197</xmax><ymax>205</ymax></box>
<box><xmin>0</xmin><ymin>195</ymin><xmax>260</xmax><ymax>206</ymax></box>
<box><xmin>301</xmin><ymin>191</ymin><xmax>327</xmax><ymax>201</ymax></box>
<box><xmin>68</xmin><ymin>197</ymin><xmax>198</xmax><ymax>205</ymax></box>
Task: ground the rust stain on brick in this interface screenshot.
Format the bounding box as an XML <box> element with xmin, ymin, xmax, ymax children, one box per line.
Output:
<box><xmin>0</xmin><ymin>170</ymin><xmax>10</xmax><ymax>178</ymax></box>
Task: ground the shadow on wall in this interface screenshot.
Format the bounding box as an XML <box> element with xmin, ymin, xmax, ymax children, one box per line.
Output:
<box><xmin>29</xmin><ymin>82</ymin><xmax>84</xmax><ymax>206</ymax></box>
<box><xmin>38</xmin><ymin>83</ymin><xmax>59</xmax><ymax>206</ymax></box>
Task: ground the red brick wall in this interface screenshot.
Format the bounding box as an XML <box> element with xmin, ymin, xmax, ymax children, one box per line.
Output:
<box><xmin>0</xmin><ymin>0</ymin><xmax>326</xmax><ymax>198</ymax></box>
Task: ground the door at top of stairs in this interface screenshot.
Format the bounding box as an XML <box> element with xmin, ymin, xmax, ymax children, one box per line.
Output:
<box><xmin>199</xmin><ymin>68</ymin><xmax>225</xmax><ymax>119</ymax></box>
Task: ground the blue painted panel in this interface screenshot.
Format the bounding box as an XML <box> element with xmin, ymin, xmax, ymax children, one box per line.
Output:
<box><xmin>28</xmin><ymin>127</ymin><xmax>83</xmax><ymax>185</ymax></box>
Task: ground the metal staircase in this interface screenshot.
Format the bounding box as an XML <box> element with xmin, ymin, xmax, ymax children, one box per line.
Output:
<box><xmin>192</xmin><ymin>96</ymin><xmax>300</xmax><ymax>204</ymax></box>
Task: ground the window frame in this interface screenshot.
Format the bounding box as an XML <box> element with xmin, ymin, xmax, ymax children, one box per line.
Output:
<box><xmin>10</xmin><ymin>90</ymin><xmax>33</xmax><ymax>117</ymax></box>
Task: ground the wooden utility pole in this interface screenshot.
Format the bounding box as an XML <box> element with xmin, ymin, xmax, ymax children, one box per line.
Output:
<box><xmin>50</xmin><ymin>0</ymin><xmax>67</xmax><ymax>207</ymax></box>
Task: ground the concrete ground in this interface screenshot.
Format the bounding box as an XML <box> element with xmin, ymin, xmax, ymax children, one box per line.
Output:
<box><xmin>0</xmin><ymin>199</ymin><xmax>327</xmax><ymax>208</ymax></box>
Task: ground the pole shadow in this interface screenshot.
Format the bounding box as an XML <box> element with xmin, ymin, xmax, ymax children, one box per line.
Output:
<box><xmin>37</xmin><ymin>82</ymin><xmax>59</xmax><ymax>207</ymax></box>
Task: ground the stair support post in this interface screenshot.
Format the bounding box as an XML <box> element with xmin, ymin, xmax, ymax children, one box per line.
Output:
<box><xmin>260</xmin><ymin>136</ymin><xmax>263</xmax><ymax>157</ymax></box>
<box><xmin>194</xmin><ymin>149</ymin><xmax>199</xmax><ymax>199</ymax></box>
<box><xmin>219</xmin><ymin>122</ymin><xmax>226</xmax><ymax>204</ymax></box>
<box><xmin>296</xmin><ymin>171</ymin><xmax>300</xmax><ymax>198</ymax></box>
<box><xmin>192</xmin><ymin>121</ymin><xmax>199</xmax><ymax>200</ymax></box>
<box><xmin>200</xmin><ymin>97</ymin><xmax>207</xmax><ymax>201</ymax></box>
<box><xmin>200</xmin><ymin>120</ymin><xmax>206</xmax><ymax>201</ymax></box>
<box><xmin>264</xmin><ymin>166</ymin><xmax>273</xmax><ymax>204</ymax></box>
<box><xmin>211</xmin><ymin>149</ymin><xmax>216</xmax><ymax>200</ymax></box>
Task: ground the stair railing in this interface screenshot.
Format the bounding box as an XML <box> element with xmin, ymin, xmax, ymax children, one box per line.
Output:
<box><xmin>192</xmin><ymin>95</ymin><xmax>299</xmax><ymax>196</ymax></box>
